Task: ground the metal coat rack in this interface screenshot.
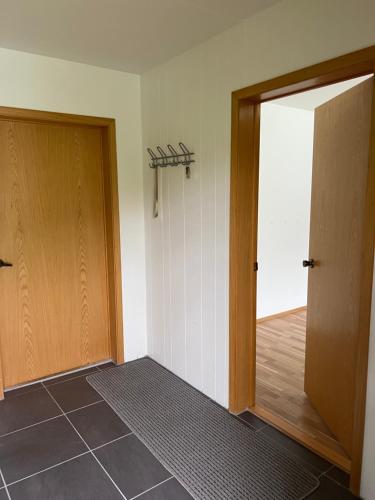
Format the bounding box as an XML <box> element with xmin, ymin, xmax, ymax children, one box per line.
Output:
<box><xmin>147</xmin><ymin>143</ymin><xmax>194</xmax><ymax>178</ymax></box>
<box><xmin>147</xmin><ymin>143</ymin><xmax>195</xmax><ymax>218</ymax></box>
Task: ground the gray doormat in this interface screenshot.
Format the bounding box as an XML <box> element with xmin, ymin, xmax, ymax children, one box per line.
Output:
<box><xmin>87</xmin><ymin>358</ymin><xmax>319</xmax><ymax>500</ymax></box>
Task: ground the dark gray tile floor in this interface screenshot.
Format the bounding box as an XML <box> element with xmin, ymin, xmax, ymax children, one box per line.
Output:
<box><xmin>0</xmin><ymin>363</ymin><xmax>192</xmax><ymax>499</ymax></box>
<box><xmin>94</xmin><ymin>434</ymin><xmax>171</xmax><ymax>499</ymax></box>
<box><xmin>0</xmin><ymin>389</ymin><xmax>61</xmax><ymax>435</ymax></box>
<box><xmin>0</xmin><ymin>364</ymin><xmax>358</xmax><ymax>499</ymax></box>
<box><xmin>68</xmin><ymin>400</ymin><xmax>131</xmax><ymax>449</ymax></box>
<box><xmin>237</xmin><ymin>411</ymin><xmax>358</xmax><ymax>499</ymax></box>
<box><xmin>0</xmin><ymin>417</ymin><xmax>86</xmax><ymax>484</ymax></box>
<box><xmin>47</xmin><ymin>375</ymin><xmax>103</xmax><ymax>412</ymax></box>
<box><xmin>0</xmin><ymin>489</ymin><xmax>8</xmax><ymax>500</ymax></box>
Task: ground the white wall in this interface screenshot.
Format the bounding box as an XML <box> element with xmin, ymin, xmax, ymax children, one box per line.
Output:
<box><xmin>0</xmin><ymin>47</ymin><xmax>147</xmax><ymax>361</ymax></box>
<box><xmin>257</xmin><ymin>103</ymin><xmax>314</xmax><ymax>319</ymax></box>
<box><xmin>140</xmin><ymin>0</ymin><xmax>375</xmax><ymax>495</ymax></box>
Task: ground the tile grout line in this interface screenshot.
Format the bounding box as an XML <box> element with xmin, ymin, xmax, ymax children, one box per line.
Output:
<box><xmin>320</xmin><ymin>469</ymin><xmax>351</xmax><ymax>491</ymax></box>
<box><xmin>236</xmin><ymin>414</ymin><xmax>268</xmax><ymax>433</ymax></box>
<box><xmin>255</xmin><ymin>426</ymin><xmax>268</xmax><ymax>433</ymax></box>
<box><xmin>319</xmin><ymin>464</ymin><xmax>335</xmax><ymax>478</ymax></box>
<box><xmin>4</xmin><ymin>435</ymin><xmax>134</xmax><ymax>489</ymax></box>
<box><xmin>86</xmin><ymin>368</ymin><xmax>184</xmax><ymax>490</ymax></box>
<box><xmin>88</xmin><ymin>378</ymin><xmax>196</xmax><ymax>500</ymax></box>
<box><xmin>318</xmin><ymin>463</ymin><xmax>347</xmax><ymax>488</ymax></box>
<box><xmin>6</xmin><ymin>451</ymin><xmax>92</xmax><ymax>488</ymax></box>
<box><xmin>0</xmin><ymin>399</ymin><xmax>104</xmax><ymax>439</ymax></box>
<box><xmin>0</xmin><ymin>414</ymin><xmax>63</xmax><ymax>440</ymax></box>
<box><xmin>235</xmin><ymin>416</ymin><xmax>256</xmax><ymax>431</ymax></box>
<box><xmin>2</xmin><ymin>381</ymin><xmax>133</xmax><ymax>489</ymax></box>
<box><xmin>3</xmin><ymin>386</ymin><xmax>43</xmax><ymax>400</ymax></box>
<box><xmin>65</xmin><ymin>416</ymin><xmax>129</xmax><ymax>500</ymax></box>
<box><xmin>65</xmin><ymin>399</ymin><xmax>104</xmax><ymax>414</ymax></box>
<box><xmin>0</xmin><ymin>468</ymin><xmax>11</xmax><ymax>499</ymax></box>
<box><xmin>257</xmin><ymin>427</ymin><xmax>328</xmax><ymax>476</ymax></box>
<box><xmin>42</xmin><ymin>382</ymin><xmax>128</xmax><ymax>500</ymax></box>
<box><xmin>91</xmin><ymin>432</ymin><xmax>133</xmax><ymax>452</ymax></box>
<box><xmin>129</xmin><ymin>476</ymin><xmax>174</xmax><ymax>499</ymax></box>
<box><xmin>44</xmin><ymin>370</ymin><xmax>101</xmax><ymax>388</ymax></box>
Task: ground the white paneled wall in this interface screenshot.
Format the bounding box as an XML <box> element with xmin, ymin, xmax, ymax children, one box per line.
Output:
<box><xmin>142</xmin><ymin>0</ymin><xmax>375</xmax><ymax>413</ymax></box>
<box><xmin>142</xmin><ymin>46</ymin><xmax>230</xmax><ymax>404</ymax></box>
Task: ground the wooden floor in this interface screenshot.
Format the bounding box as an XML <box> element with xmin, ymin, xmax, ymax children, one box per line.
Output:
<box><xmin>256</xmin><ymin>309</ymin><xmax>349</xmax><ymax>464</ymax></box>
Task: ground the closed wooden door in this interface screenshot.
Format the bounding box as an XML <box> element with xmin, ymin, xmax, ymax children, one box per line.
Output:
<box><xmin>304</xmin><ymin>78</ymin><xmax>373</xmax><ymax>457</ymax></box>
<box><xmin>0</xmin><ymin>119</ymin><xmax>110</xmax><ymax>389</ymax></box>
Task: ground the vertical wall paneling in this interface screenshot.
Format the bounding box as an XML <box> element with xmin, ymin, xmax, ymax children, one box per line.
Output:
<box><xmin>160</xmin><ymin>68</ymin><xmax>172</xmax><ymax>368</ymax></box>
<box><xmin>200</xmin><ymin>42</ymin><xmax>219</xmax><ymax>400</ymax></box>
<box><xmin>141</xmin><ymin>0</ymin><xmax>375</xmax><ymax>421</ymax></box>
<box><xmin>183</xmin><ymin>50</ymin><xmax>204</xmax><ymax>390</ymax></box>
<box><xmin>166</xmin><ymin>59</ymin><xmax>186</xmax><ymax>379</ymax></box>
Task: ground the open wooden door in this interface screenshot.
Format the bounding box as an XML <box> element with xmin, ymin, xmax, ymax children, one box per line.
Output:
<box><xmin>304</xmin><ymin>78</ymin><xmax>374</xmax><ymax>457</ymax></box>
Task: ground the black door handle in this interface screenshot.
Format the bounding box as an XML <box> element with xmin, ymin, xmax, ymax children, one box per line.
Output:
<box><xmin>0</xmin><ymin>259</ymin><xmax>13</xmax><ymax>268</ymax></box>
<box><xmin>303</xmin><ymin>259</ymin><xmax>315</xmax><ymax>268</ymax></box>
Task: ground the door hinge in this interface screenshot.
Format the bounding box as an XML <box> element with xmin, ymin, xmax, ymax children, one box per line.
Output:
<box><xmin>253</xmin><ymin>262</ymin><xmax>258</xmax><ymax>272</ymax></box>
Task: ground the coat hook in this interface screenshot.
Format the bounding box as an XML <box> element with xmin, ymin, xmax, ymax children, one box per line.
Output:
<box><xmin>167</xmin><ymin>144</ymin><xmax>179</xmax><ymax>166</ymax></box>
<box><xmin>179</xmin><ymin>142</ymin><xmax>192</xmax><ymax>178</ymax></box>
<box><xmin>147</xmin><ymin>148</ymin><xmax>157</xmax><ymax>169</ymax></box>
<box><xmin>147</xmin><ymin>143</ymin><xmax>195</xmax><ymax>180</ymax></box>
<box><xmin>157</xmin><ymin>146</ymin><xmax>168</xmax><ymax>168</ymax></box>
<box><xmin>147</xmin><ymin>143</ymin><xmax>195</xmax><ymax>217</ymax></box>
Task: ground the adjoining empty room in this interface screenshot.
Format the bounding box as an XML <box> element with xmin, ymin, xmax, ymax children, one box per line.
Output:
<box><xmin>256</xmin><ymin>75</ymin><xmax>372</xmax><ymax>470</ymax></box>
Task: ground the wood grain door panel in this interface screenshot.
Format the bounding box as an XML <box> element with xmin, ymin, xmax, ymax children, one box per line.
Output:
<box><xmin>304</xmin><ymin>78</ymin><xmax>373</xmax><ymax>457</ymax></box>
<box><xmin>0</xmin><ymin>120</ymin><xmax>110</xmax><ymax>387</ymax></box>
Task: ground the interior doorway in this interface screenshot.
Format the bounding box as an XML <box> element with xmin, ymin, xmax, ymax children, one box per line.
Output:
<box><xmin>0</xmin><ymin>107</ymin><xmax>124</xmax><ymax>398</ymax></box>
<box><xmin>255</xmin><ymin>75</ymin><xmax>371</xmax><ymax>470</ymax></box>
<box><xmin>229</xmin><ymin>46</ymin><xmax>375</xmax><ymax>495</ymax></box>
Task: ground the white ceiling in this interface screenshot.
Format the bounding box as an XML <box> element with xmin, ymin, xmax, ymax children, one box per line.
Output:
<box><xmin>0</xmin><ymin>0</ymin><xmax>280</xmax><ymax>74</ymax></box>
<box><xmin>273</xmin><ymin>75</ymin><xmax>373</xmax><ymax>110</ymax></box>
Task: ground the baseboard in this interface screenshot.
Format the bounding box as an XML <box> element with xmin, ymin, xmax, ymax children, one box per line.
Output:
<box><xmin>257</xmin><ymin>306</ymin><xmax>307</xmax><ymax>324</ymax></box>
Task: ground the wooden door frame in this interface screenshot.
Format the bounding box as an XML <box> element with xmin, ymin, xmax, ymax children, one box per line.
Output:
<box><xmin>0</xmin><ymin>106</ymin><xmax>125</xmax><ymax>394</ymax></box>
<box><xmin>229</xmin><ymin>46</ymin><xmax>375</xmax><ymax>495</ymax></box>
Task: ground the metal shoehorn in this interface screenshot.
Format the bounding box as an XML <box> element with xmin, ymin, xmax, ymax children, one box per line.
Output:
<box><xmin>153</xmin><ymin>165</ymin><xmax>159</xmax><ymax>218</ymax></box>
